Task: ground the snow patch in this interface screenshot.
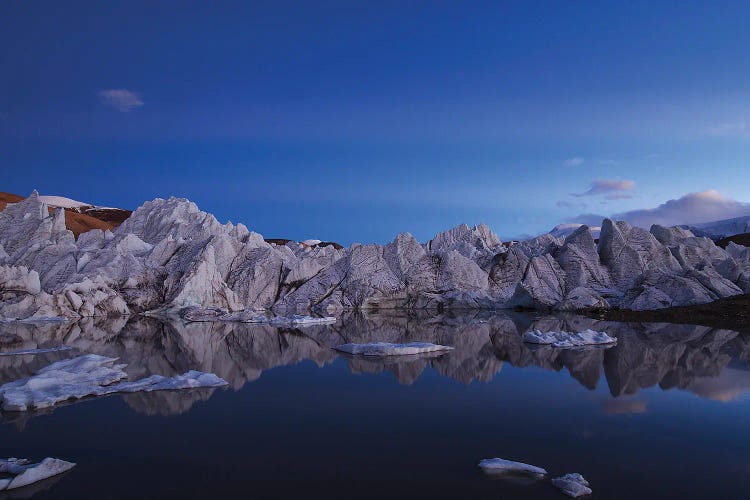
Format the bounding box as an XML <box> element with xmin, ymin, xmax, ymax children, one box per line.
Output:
<box><xmin>37</xmin><ymin>195</ymin><xmax>91</xmax><ymax>209</ymax></box>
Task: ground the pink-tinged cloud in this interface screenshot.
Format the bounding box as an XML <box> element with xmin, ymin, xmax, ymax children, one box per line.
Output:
<box><xmin>568</xmin><ymin>190</ymin><xmax>750</xmax><ymax>229</ymax></box>
<box><xmin>575</xmin><ymin>179</ymin><xmax>635</xmax><ymax>197</ymax></box>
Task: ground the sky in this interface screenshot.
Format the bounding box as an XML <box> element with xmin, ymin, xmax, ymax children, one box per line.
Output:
<box><xmin>2</xmin><ymin>1</ymin><xmax>750</xmax><ymax>244</ymax></box>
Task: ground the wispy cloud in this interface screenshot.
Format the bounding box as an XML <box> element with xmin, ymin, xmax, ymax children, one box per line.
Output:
<box><xmin>563</xmin><ymin>157</ymin><xmax>584</xmax><ymax>166</ymax></box>
<box><xmin>604</xmin><ymin>193</ymin><xmax>634</xmax><ymax>200</ymax></box>
<box><xmin>568</xmin><ymin>190</ymin><xmax>750</xmax><ymax>228</ymax></box>
<box><xmin>597</xmin><ymin>159</ymin><xmax>620</xmax><ymax>166</ymax></box>
<box><xmin>574</xmin><ymin>179</ymin><xmax>635</xmax><ymax>197</ymax></box>
<box><xmin>98</xmin><ymin>89</ymin><xmax>144</xmax><ymax>112</ymax></box>
<box><xmin>556</xmin><ymin>200</ymin><xmax>587</xmax><ymax>210</ymax></box>
<box><xmin>707</xmin><ymin>121</ymin><xmax>749</xmax><ymax>138</ymax></box>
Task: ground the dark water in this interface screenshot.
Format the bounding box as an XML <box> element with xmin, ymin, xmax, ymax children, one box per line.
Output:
<box><xmin>1</xmin><ymin>312</ymin><xmax>750</xmax><ymax>499</ymax></box>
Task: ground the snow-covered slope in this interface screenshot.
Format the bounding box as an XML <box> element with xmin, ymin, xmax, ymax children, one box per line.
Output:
<box><xmin>681</xmin><ymin>215</ymin><xmax>750</xmax><ymax>239</ymax></box>
<box><xmin>37</xmin><ymin>195</ymin><xmax>93</xmax><ymax>210</ymax></box>
<box><xmin>0</xmin><ymin>191</ymin><xmax>748</xmax><ymax>321</ymax></box>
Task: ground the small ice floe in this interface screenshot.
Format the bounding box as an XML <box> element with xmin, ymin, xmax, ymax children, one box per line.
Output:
<box><xmin>334</xmin><ymin>342</ymin><xmax>454</xmax><ymax>356</ymax></box>
<box><xmin>0</xmin><ymin>346</ymin><xmax>72</xmax><ymax>357</ymax></box>
<box><xmin>0</xmin><ymin>457</ymin><xmax>76</xmax><ymax>491</ymax></box>
<box><xmin>523</xmin><ymin>329</ymin><xmax>616</xmax><ymax>349</ymax></box>
<box><xmin>478</xmin><ymin>458</ymin><xmax>547</xmax><ymax>476</ymax></box>
<box><xmin>0</xmin><ymin>354</ymin><xmax>228</xmax><ymax>412</ymax></box>
<box><xmin>552</xmin><ymin>473</ymin><xmax>592</xmax><ymax>497</ymax></box>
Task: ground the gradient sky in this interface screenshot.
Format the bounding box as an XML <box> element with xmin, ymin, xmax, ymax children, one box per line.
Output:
<box><xmin>2</xmin><ymin>1</ymin><xmax>750</xmax><ymax>244</ymax></box>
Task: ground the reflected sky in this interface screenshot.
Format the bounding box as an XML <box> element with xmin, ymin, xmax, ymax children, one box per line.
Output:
<box><xmin>1</xmin><ymin>313</ymin><xmax>750</xmax><ymax>498</ymax></box>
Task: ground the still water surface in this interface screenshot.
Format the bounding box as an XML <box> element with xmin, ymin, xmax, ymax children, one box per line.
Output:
<box><xmin>1</xmin><ymin>312</ymin><xmax>749</xmax><ymax>499</ymax></box>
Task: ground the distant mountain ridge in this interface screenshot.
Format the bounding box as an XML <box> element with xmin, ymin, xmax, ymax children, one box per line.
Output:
<box><xmin>679</xmin><ymin>215</ymin><xmax>750</xmax><ymax>239</ymax></box>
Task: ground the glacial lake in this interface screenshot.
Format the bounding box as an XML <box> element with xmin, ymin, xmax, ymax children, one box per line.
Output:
<box><xmin>1</xmin><ymin>312</ymin><xmax>749</xmax><ymax>499</ymax></box>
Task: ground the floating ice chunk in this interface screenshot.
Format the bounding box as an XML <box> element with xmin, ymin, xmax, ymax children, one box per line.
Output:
<box><xmin>0</xmin><ymin>354</ymin><xmax>228</xmax><ymax>412</ymax></box>
<box><xmin>0</xmin><ymin>457</ymin><xmax>76</xmax><ymax>491</ymax></box>
<box><xmin>0</xmin><ymin>346</ymin><xmax>72</xmax><ymax>357</ymax></box>
<box><xmin>334</xmin><ymin>342</ymin><xmax>455</xmax><ymax>356</ymax></box>
<box><xmin>552</xmin><ymin>473</ymin><xmax>592</xmax><ymax>497</ymax></box>
<box><xmin>478</xmin><ymin>458</ymin><xmax>547</xmax><ymax>476</ymax></box>
<box><xmin>523</xmin><ymin>329</ymin><xmax>616</xmax><ymax>349</ymax></box>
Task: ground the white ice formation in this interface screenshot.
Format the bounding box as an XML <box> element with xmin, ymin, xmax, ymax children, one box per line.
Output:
<box><xmin>552</xmin><ymin>473</ymin><xmax>592</xmax><ymax>498</ymax></box>
<box><xmin>0</xmin><ymin>346</ymin><xmax>72</xmax><ymax>356</ymax></box>
<box><xmin>0</xmin><ymin>354</ymin><xmax>228</xmax><ymax>411</ymax></box>
<box><xmin>523</xmin><ymin>329</ymin><xmax>617</xmax><ymax>348</ymax></box>
<box><xmin>478</xmin><ymin>458</ymin><xmax>547</xmax><ymax>476</ymax></box>
<box><xmin>1</xmin><ymin>191</ymin><xmax>749</xmax><ymax>322</ymax></box>
<box><xmin>334</xmin><ymin>342</ymin><xmax>455</xmax><ymax>356</ymax></box>
<box><xmin>0</xmin><ymin>457</ymin><xmax>76</xmax><ymax>491</ymax></box>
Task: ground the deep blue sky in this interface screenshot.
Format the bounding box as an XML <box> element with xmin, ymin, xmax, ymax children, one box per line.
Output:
<box><xmin>2</xmin><ymin>1</ymin><xmax>749</xmax><ymax>243</ymax></box>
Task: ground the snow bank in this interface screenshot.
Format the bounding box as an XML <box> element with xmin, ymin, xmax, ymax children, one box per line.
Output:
<box><xmin>523</xmin><ymin>329</ymin><xmax>616</xmax><ymax>348</ymax></box>
<box><xmin>478</xmin><ymin>458</ymin><xmax>547</xmax><ymax>476</ymax></box>
<box><xmin>552</xmin><ymin>473</ymin><xmax>592</xmax><ymax>498</ymax></box>
<box><xmin>334</xmin><ymin>342</ymin><xmax>454</xmax><ymax>356</ymax></box>
<box><xmin>0</xmin><ymin>457</ymin><xmax>76</xmax><ymax>491</ymax></box>
<box><xmin>0</xmin><ymin>346</ymin><xmax>72</xmax><ymax>356</ymax></box>
<box><xmin>37</xmin><ymin>195</ymin><xmax>91</xmax><ymax>209</ymax></box>
<box><xmin>0</xmin><ymin>354</ymin><xmax>227</xmax><ymax>411</ymax></box>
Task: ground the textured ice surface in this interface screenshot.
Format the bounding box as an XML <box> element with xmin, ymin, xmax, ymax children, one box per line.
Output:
<box><xmin>1</xmin><ymin>192</ymin><xmax>748</xmax><ymax>320</ymax></box>
<box><xmin>0</xmin><ymin>354</ymin><xmax>227</xmax><ymax>411</ymax></box>
<box><xmin>0</xmin><ymin>345</ymin><xmax>72</xmax><ymax>356</ymax></box>
<box><xmin>334</xmin><ymin>342</ymin><xmax>454</xmax><ymax>356</ymax></box>
<box><xmin>552</xmin><ymin>473</ymin><xmax>592</xmax><ymax>497</ymax></box>
<box><xmin>523</xmin><ymin>329</ymin><xmax>617</xmax><ymax>348</ymax></box>
<box><xmin>478</xmin><ymin>458</ymin><xmax>547</xmax><ymax>476</ymax></box>
<box><xmin>0</xmin><ymin>457</ymin><xmax>76</xmax><ymax>491</ymax></box>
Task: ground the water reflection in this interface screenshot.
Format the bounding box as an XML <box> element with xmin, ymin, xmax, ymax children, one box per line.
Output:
<box><xmin>2</xmin><ymin>311</ymin><xmax>749</xmax><ymax>420</ymax></box>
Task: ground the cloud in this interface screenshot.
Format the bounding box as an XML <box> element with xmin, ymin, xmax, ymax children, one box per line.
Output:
<box><xmin>565</xmin><ymin>213</ymin><xmax>607</xmax><ymax>227</ymax></box>
<box><xmin>604</xmin><ymin>193</ymin><xmax>634</xmax><ymax>200</ymax></box>
<box><xmin>707</xmin><ymin>121</ymin><xmax>749</xmax><ymax>138</ymax></box>
<box><xmin>98</xmin><ymin>89</ymin><xmax>143</xmax><ymax>112</ymax></box>
<box><xmin>556</xmin><ymin>200</ymin><xmax>587</xmax><ymax>210</ymax></box>
<box><xmin>567</xmin><ymin>190</ymin><xmax>750</xmax><ymax>229</ymax></box>
<box><xmin>575</xmin><ymin>179</ymin><xmax>635</xmax><ymax>197</ymax></box>
<box><xmin>597</xmin><ymin>159</ymin><xmax>620</xmax><ymax>166</ymax></box>
<box><xmin>563</xmin><ymin>157</ymin><xmax>584</xmax><ymax>166</ymax></box>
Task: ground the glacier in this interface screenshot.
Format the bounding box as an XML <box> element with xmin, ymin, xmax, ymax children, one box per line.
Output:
<box><xmin>1</xmin><ymin>191</ymin><xmax>749</xmax><ymax>322</ymax></box>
